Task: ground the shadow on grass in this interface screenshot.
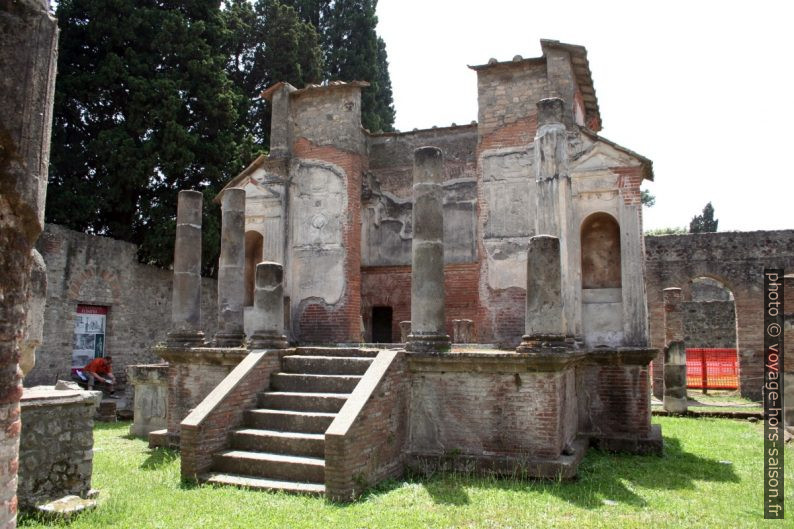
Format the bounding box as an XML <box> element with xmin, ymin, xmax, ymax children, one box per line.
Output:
<box><xmin>367</xmin><ymin>436</ymin><xmax>739</xmax><ymax>509</ymax></box>
<box><xmin>141</xmin><ymin>447</ymin><xmax>179</xmax><ymax>470</ymax></box>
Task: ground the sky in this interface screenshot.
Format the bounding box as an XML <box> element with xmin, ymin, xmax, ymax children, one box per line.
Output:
<box><xmin>376</xmin><ymin>0</ymin><xmax>794</xmax><ymax>232</ymax></box>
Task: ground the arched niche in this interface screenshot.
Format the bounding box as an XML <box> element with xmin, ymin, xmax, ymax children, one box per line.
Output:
<box><xmin>244</xmin><ymin>231</ymin><xmax>264</xmax><ymax>307</ymax></box>
<box><xmin>581</xmin><ymin>212</ymin><xmax>621</xmax><ymax>289</ymax></box>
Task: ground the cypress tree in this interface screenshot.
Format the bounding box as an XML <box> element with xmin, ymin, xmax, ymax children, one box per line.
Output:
<box><xmin>49</xmin><ymin>0</ymin><xmax>251</xmax><ymax>273</ymax></box>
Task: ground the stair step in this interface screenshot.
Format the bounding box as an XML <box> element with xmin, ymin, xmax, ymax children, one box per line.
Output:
<box><xmin>213</xmin><ymin>450</ymin><xmax>324</xmax><ymax>483</ymax></box>
<box><xmin>282</xmin><ymin>355</ymin><xmax>373</xmax><ymax>375</ymax></box>
<box><xmin>203</xmin><ymin>473</ymin><xmax>325</xmax><ymax>495</ymax></box>
<box><xmin>245</xmin><ymin>409</ymin><xmax>335</xmax><ymax>433</ymax></box>
<box><xmin>293</xmin><ymin>346</ymin><xmax>379</xmax><ymax>358</ymax></box>
<box><xmin>270</xmin><ymin>372</ymin><xmax>361</xmax><ymax>393</ymax></box>
<box><xmin>259</xmin><ymin>391</ymin><xmax>350</xmax><ymax>413</ymax></box>
<box><xmin>232</xmin><ymin>429</ymin><xmax>324</xmax><ymax>458</ymax></box>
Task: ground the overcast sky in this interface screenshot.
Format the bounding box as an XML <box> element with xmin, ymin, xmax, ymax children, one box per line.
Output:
<box><xmin>376</xmin><ymin>0</ymin><xmax>793</xmax><ymax>232</ymax></box>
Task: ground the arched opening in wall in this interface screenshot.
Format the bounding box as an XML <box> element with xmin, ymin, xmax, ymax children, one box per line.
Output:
<box><xmin>371</xmin><ymin>306</ymin><xmax>393</xmax><ymax>343</ymax></box>
<box><xmin>244</xmin><ymin>231</ymin><xmax>264</xmax><ymax>307</ymax></box>
<box><xmin>683</xmin><ymin>277</ymin><xmax>738</xmax><ymax>395</ymax></box>
<box><xmin>580</xmin><ymin>212</ymin><xmax>622</xmax><ymax>347</ymax></box>
<box><xmin>581</xmin><ymin>212</ymin><xmax>621</xmax><ymax>289</ymax></box>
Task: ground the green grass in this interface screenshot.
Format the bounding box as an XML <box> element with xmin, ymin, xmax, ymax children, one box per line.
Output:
<box><xmin>19</xmin><ymin>418</ymin><xmax>792</xmax><ymax>529</ymax></box>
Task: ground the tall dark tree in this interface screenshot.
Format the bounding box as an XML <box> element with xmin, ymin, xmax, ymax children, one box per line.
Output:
<box><xmin>689</xmin><ymin>202</ymin><xmax>719</xmax><ymax>233</ymax></box>
<box><xmin>280</xmin><ymin>0</ymin><xmax>395</xmax><ymax>132</ymax></box>
<box><xmin>49</xmin><ymin>0</ymin><xmax>252</xmax><ymax>273</ymax></box>
<box><xmin>223</xmin><ymin>0</ymin><xmax>324</xmax><ymax>146</ymax></box>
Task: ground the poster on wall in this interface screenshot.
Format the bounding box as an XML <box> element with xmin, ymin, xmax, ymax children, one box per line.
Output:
<box><xmin>72</xmin><ymin>305</ymin><xmax>107</xmax><ymax>368</ymax></box>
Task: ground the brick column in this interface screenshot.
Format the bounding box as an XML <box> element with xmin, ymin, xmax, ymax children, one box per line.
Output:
<box><xmin>406</xmin><ymin>147</ymin><xmax>451</xmax><ymax>353</ymax></box>
<box><xmin>214</xmin><ymin>189</ymin><xmax>246</xmax><ymax>347</ymax></box>
<box><xmin>168</xmin><ymin>190</ymin><xmax>204</xmax><ymax>346</ymax></box>
<box><xmin>663</xmin><ymin>287</ymin><xmax>687</xmax><ymax>413</ymax></box>
<box><xmin>249</xmin><ymin>262</ymin><xmax>288</xmax><ymax>349</ymax></box>
<box><xmin>0</xmin><ymin>2</ymin><xmax>58</xmax><ymax>527</ymax></box>
<box><xmin>517</xmin><ymin>235</ymin><xmax>570</xmax><ymax>352</ymax></box>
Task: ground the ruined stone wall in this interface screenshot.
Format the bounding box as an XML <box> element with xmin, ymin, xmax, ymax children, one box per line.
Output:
<box><xmin>27</xmin><ymin>224</ymin><xmax>218</xmax><ymax>387</ymax></box>
<box><xmin>364</xmin><ymin>126</ymin><xmax>478</xmax><ymax>267</ymax></box>
<box><xmin>645</xmin><ymin>231</ymin><xmax>794</xmax><ymax>400</ymax></box>
<box><xmin>682</xmin><ymin>301</ymin><xmax>736</xmax><ymax>348</ymax></box>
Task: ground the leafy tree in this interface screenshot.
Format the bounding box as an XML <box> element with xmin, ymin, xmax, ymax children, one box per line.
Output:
<box><xmin>49</xmin><ymin>0</ymin><xmax>252</xmax><ymax>273</ymax></box>
<box><xmin>223</xmin><ymin>0</ymin><xmax>324</xmax><ymax>147</ymax></box>
<box><xmin>689</xmin><ymin>202</ymin><xmax>719</xmax><ymax>233</ymax></box>
<box><xmin>641</xmin><ymin>189</ymin><xmax>655</xmax><ymax>207</ymax></box>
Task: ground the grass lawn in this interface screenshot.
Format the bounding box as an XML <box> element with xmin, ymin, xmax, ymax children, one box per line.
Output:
<box><xmin>19</xmin><ymin>417</ymin><xmax>792</xmax><ymax>529</ymax></box>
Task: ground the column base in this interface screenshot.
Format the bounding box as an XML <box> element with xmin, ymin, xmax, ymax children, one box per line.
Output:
<box><xmin>213</xmin><ymin>332</ymin><xmax>246</xmax><ymax>348</ymax></box>
<box><xmin>248</xmin><ymin>331</ymin><xmax>289</xmax><ymax>350</ymax></box>
<box><xmin>405</xmin><ymin>333</ymin><xmax>451</xmax><ymax>353</ymax></box>
<box><xmin>663</xmin><ymin>396</ymin><xmax>688</xmax><ymax>414</ymax></box>
<box><xmin>166</xmin><ymin>331</ymin><xmax>205</xmax><ymax>347</ymax></box>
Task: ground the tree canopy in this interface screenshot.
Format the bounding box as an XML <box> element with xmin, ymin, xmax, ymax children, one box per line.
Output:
<box><xmin>47</xmin><ymin>0</ymin><xmax>397</xmax><ymax>273</ymax></box>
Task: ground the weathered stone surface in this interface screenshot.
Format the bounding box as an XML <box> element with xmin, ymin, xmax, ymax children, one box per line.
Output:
<box><xmin>20</xmin><ymin>250</ymin><xmax>47</xmax><ymax>377</ymax></box>
<box><xmin>0</xmin><ymin>1</ymin><xmax>59</xmax><ymax>526</ymax></box>
<box><xmin>399</xmin><ymin>321</ymin><xmax>411</xmax><ymax>343</ymax></box>
<box><xmin>452</xmin><ymin>319</ymin><xmax>473</xmax><ymax>344</ymax></box>
<box><xmin>520</xmin><ymin>235</ymin><xmax>564</xmax><ymax>345</ymax></box>
<box><xmin>663</xmin><ymin>288</ymin><xmax>687</xmax><ymax>413</ymax></box>
<box><xmin>406</xmin><ymin>147</ymin><xmax>450</xmax><ymax>352</ymax></box>
<box><xmin>215</xmin><ymin>189</ymin><xmax>246</xmax><ymax>347</ymax></box>
<box><xmin>249</xmin><ymin>262</ymin><xmax>288</xmax><ymax>349</ymax></box>
<box><xmin>169</xmin><ymin>190</ymin><xmax>204</xmax><ymax>345</ymax></box>
<box><xmin>127</xmin><ymin>364</ymin><xmax>168</xmax><ymax>437</ymax></box>
<box><xmin>19</xmin><ymin>388</ymin><xmax>100</xmax><ymax>510</ymax></box>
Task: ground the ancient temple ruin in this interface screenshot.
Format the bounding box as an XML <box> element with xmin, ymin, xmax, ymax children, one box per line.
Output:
<box><xmin>153</xmin><ymin>39</ymin><xmax>663</xmax><ymax>499</ymax></box>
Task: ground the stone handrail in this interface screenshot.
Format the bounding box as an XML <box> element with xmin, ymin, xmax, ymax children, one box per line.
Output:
<box><xmin>180</xmin><ymin>350</ymin><xmax>281</xmax><ymax>479</ymax></box>
<box><xmin>324</xmin><ymin>350</ymin><xmax>409</xmax><ymax>501</ymax></box>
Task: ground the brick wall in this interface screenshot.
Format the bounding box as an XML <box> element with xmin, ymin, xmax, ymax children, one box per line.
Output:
<box><xmin>292</xmin><ymin>139</ymin><xmax>363</xmax><ymax>343</ymax></box>
<box><xmin>29</xmin><ymin>224</ymin><xmax>218</xmax><ymax>391</ymax></box>
<box><xmin>360</xmin><ymin>264</ymin><xmax>480</xmax><ymax>342</ymax></box>
<box><xmin>325</xmin><ymin>350</ymin><xmax>408</xmax><ymax>501</ymax></box>
<box><xmin>181</xmin><ymin>351</ymin><xmax>281</xmax><ymax>479</ymax></box>
<box><xmin>165</xmin><ymin>361</ymin><xmax>233</xmax><ymax>443</ymax></box>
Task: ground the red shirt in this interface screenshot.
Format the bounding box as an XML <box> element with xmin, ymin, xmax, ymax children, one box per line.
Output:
<box><xmin>84</xmin><ymin>358</ymin><xmax>112</xmax><ymax>376</ymax></box>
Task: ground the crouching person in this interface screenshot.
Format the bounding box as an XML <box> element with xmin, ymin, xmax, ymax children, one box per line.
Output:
<box><xmin>84</xmin><ymin>355</ymin><xmax>117</xmax><ymax>397</ymax></box>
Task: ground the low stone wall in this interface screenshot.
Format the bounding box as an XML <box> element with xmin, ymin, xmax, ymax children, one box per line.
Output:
<box><xmin>405</xmin><ymin>351</ymin><xmax>585</xmax><ymax>478</ymax></box>
<box><xmin>18</xmin><ymin>387</ymin><xmax>101</xmax><ymax>510</ymax></box>
<box><xmin>325</xmin><ymin>350</ymin><xmax>409</xmax><ymax>501</ymax></box>
<box><xmin>127</xmin><ymin>364</ymin><xmax>168</xmax><ymax>437</ymax></box>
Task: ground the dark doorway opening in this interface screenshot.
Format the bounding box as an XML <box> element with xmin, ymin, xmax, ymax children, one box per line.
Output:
<box><xmin>372</xmin><ymin>306</ymin><xmax>393</xmax><ymax>343</ymax></box>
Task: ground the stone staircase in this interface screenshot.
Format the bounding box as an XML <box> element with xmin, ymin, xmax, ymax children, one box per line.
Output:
<box><xmin>202</xmin><ymin>347</ymin><xmax>377</xmax><ymax>494</ymax></box>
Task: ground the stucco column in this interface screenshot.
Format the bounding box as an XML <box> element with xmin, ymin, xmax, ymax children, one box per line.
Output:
<box><xmin>248</xmin><ymin>262</ymin><xmax>288</xmax><ymax>349</ymax></box>
<box><xmin>663</xmin><ymin>287</ymin><xmax>687</xmax><ymax>413</ymax></box>
<box><xmin>533</xmin><ymin>97</ymin><xmax>576</xmax><ymax>338</ymax></box>
<box><xmin>167</xmin><ymin>190</ymin><xmax>205</xmax><ymax>345</ymax></box>
<box><xmin>517</xmin><ymin>235</ymin><xmax>570</xmax><ymax>352</ymax></box>
<box><xmin>214</xmin><ymin>189</ymin><xmax>246</xmax><ymax>347</ymax></box>
<box><xmin>406</xmin><ymin>147</ymin><xmax>451</xmax><ymax>353</ymax></box>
